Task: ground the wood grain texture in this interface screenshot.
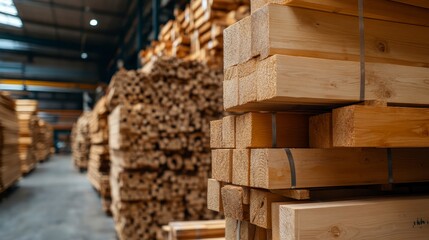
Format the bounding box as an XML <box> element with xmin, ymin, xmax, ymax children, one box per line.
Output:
<box><xmin>222</xmin><ymin>115</ymin><xmax>236</xmax><ymax>148</ymax></box>
<box><xmin>279</xmin><ymin>195</ymin><xmax>429</xmax><ymax>240</ymax></box>
<box><xmin>393</xmin><ymin>0</ymin><xmax>429</xmax><ymax>8</ymax></box>
<box><xmin>211</xmin><ymin>149</ymin><xmax>233</xmax><ymax>183</ymax></box>
<box><xmin>333</xmin><ymin>105</ymin><xmax>429</xmax><ymax>147</ymax></box>
<box><xmin>235</xmin><ymin>112</ymin><xmax>309</xmax><ymax>148</ymax></box>
<box><xmin>250</xmin><ymin>0</ymin><xmax>429</xmax><ymax>27</ymax></box>
<box><xmin>221</xmin><ymin>185</ymin><xmax>249</xmax><ymax>220</ymax></box>
<box><xmin>250</xmin><ymin>189</ymin><xmax>287</xmax><ymax>229</ymax></box>
<box><xmin>232</xmin><ymin>149</ymin><xmax>251</xmax><ymax>186</ymax></box>
<box><xmin>210</xmin><ymin>120</ymin><xmax>223</xmax><ymax>149</ymax></box>
<box><xmin>225</xmin><ymin>218</ymin><xmax>256</xmax><ymax>240</ymax></box>
<box><xmin>251</xmin><ymin>4</ymin><xmax>429</xmax><ymax>67</ymax></box>
<box><xmin>309</xmin><ymin>113</ymin><xmax>332</xmax><ymax>148</ymax></box>
<box><xmin>207</xmin><ymin>178</ymin><xmax>223</xmax><ymax>212</ymax></box>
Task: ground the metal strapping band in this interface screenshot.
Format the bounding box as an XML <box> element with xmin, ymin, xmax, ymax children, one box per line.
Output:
<box><xmin>236</xmin><ymin>219</ymin><xmax>241</xmax><ymax>240</ymax></box>
<box><xmin>272</xmin><ymin>113</ymin><xmax>277</xmax><ymax>148</ymax></box>
<box><xmin>358</xmin><ymin>0</ymin><xmax>366</xmax><ymax>100</ymax></box>
<box><xmin>284</xmin><ymin>148</ymin><xmax>297</xmax><ymax>188</ymax></box>
<box><xmin>387</xmin><ymin>148</ymin><xmax>394</xmax><ymax>184</ymax></box>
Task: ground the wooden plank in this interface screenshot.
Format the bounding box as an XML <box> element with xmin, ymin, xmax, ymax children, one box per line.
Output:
<box><xmin>223</xmin><ymin>79</ymin><xmax>238</xmax><ymax>110</ymax></box>
<box><xmin>221</xmin><ymin>185</ymin><xmax>249</xmax><ymax>220</ymax></box>
<box><xmin>393</xmin><ymin>0</ymin><xmax>429</xmax><ymax>8</ymax></box>
<box><xmin>250</xmin><ymin>4</ymin><xmax>429</xmax><ymax>67</ymax></box>
<box><xmin>333</xmin><ymin>105</ymin><xmax>429</xmax><ymax>147</ymax></box>
<box><xmin>225</xmin><ymin>218</ymin><xmax>256</xmax><ymax>240</ymax></box>
<box><xmin>250</xmin><ymin>189</ymin><xmax>287</xmax><ymax>229</ymax></box>
<box><xmin>309</xmin><ymin>113</ymin><xmax>332</xmax><ymax>148</ymax></box>
<box><xmin>232</xmin><ymin>149</ymin><xmax>251</xmax><ymax>186</ymax></box>
<box><xmin>223</xmin><ymin>22</ymin><xmax>240</xmax><ymax>69</ymax></box>
<box><xmin>250</xmin><ymin>148</ymin><xmax>429</xmax><ymax>189</ymax></box>
<box><xmin>222</xmin><ymin>115</ymin><xmax>235</xmax><ymax>148</ymax></box>
<box><xmin>212</xmin><ymin>149</ymin><xmax>233</xmax><ymax>183</ymax></box>
<box><xmin>226</xmin><ymin>54</ymin><xmax>429</xmax><ymax>112</ymax></box>
<box><xmin>235</xmin><ymin>112</ymin><xmax>309</xmax><ymax>148</ymax></box>
<box><xmin>207</xmin><ymin>178</ymin><xmax>223</xmax><ymax>212</ymax></box>
<box><xmin>279</xmin><ymin>195</ymin><xmax>429</xmax><ymax>239</ymax></box>
<box><xmin>250</xmin><ymin>0</ymin><xmax>429</xmax><ymax>27</ymax></box>
<box><xmin>210</xmin><ymin>120</ymin><xmax>222</xmax><ymax>149</ymax></box>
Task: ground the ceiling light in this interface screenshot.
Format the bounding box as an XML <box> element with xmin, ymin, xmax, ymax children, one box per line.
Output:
<box><xmin>0</xmin><ymin>0</ymin><xmax>22</xmax><ymax>28</ymax></box>
<box><xmin>81</xmin><ymin>52</ymin><xmax>88</xmax><ymax>59</ymax></box>
<box><xmin>89</xmin><ymin>19</ymin><xmax>98</xmax><ymax>26</ymax></box>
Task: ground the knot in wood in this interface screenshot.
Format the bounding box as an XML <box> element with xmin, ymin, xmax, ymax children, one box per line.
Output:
<box><xmin>376</xmin><ymin>41</ymin><xmax>388</xmax><ymax>53</ymax></box>
<box><xmin>330</xmin><ymin>226</ymin><xmax>341</xmax><ymax>237</ymax></box>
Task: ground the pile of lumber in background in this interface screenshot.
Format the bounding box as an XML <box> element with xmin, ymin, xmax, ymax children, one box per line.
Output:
<box><xmin>87</xmin><ymin>96</ymin><xmax>111</xmax><ymax>214</ymax></box>
<box><xmin>71</xmin><ymin>112</ymin><xmax>92</xmax><ymax>171</ymax></box>
<box><xmin>162</xmin><ymin>219</ymin><xmax>225</xmax><ymax>240</ymax></box>
<box><xmin>107</xmin><ymin>57</ymin><xmax>223</xmax><ymax>239</ymax></box>
<box><xmin>0</xmin><ymin>94</ymin><xmax>21</xmax><ymax>193</ymax></box>
<box><xmin>208</xmin><ymin>0</ymin><xmax>429</xmax><ymax>239</ymax></box>
<box><xmin>140</xmin><ymin>0</ymin><xmax>250</xmax><ymax>69</ymax></box>
<box><xmin>15</xmin><ymin>99</ymin><xmax>39</xmax><ymax>174</ymax></box>
<box><xmin>34</xmin><ymin>119</ymin><xmax>54</xmax><ymax>162</ymax></box>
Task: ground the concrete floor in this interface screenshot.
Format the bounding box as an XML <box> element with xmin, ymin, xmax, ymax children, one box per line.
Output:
<box><xmin>0</xmin><ymin>155</ymin><xmax>117</xmax><ymax>240</ymax></box>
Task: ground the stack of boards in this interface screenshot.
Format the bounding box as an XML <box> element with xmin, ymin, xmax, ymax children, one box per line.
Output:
<box><xmin>0</xmin><ymin>94</ymin><xmax>21</xmax><ymax>193</ymax></box>
<box><xmin>140</xmin><ymin>0</ymin><xmax>250</xmax><ymax>69</ymax></box>
<box><xmin>162</xmin><ymin>220</ymin><xmax>225</xmax><ymax>240</ymax></box>
<box><xmin>71</xmin><ymin>112</ymin><xmax>92</xmax><ymax>170</ymax></box>
<box><xmin>34</xmin><ymin>118</ymin><xmax>54</xmax><ymax>162</ymax></box>
<box><xmin>87</xmin><ymin>96</ymin><xmax>111</xmax><ymax>214</ymax></box>
<box><xmin>105</xmin><ymin>58</ymin><xmax>223</xmax><ymax>239</ymax></box>
<box><xmin>208</xmin><ymin>0</ymin><xmax>429</xmax><ymax>239</ymax></box>
<box><xmin>15</xmin><ymin>100</ymin><xmax>39</xmax><ymax>174</ymax></box>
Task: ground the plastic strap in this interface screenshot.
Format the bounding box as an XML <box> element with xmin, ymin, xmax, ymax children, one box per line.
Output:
<box><xmin>358</xmin><ymin>0</ymin><xmax>366</xmax><ymax>100</ymax></box>
<box><xmin>284</xmin><ymin>148</ymin><xmax>297</xmax><ymax>188</ymax></box>
<box><xmin>272</xmin><ymin>113</ymin><xmax>277</xmax><ymax>148</ymax></box>
<box><xmin>236</xmin><ymin>219</ymin><xmax>241</xmax><ymax>240</ymax></box>
<box><xmin>387</xmin><ymin>148</ymin><xmax>394</xmax><ymax>184</ymax></box>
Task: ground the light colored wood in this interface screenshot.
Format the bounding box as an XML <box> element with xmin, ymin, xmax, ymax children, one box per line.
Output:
<box><xmin>210</xmin><ymin>120</ymin><xmax>223</xmax><ymax>149</ymax></box>
<box><xmin>250</xmin><ymin>4</ymin><xmax>429</xmax><ymax>67</ymax></box>
<box><xmin>270</xmin><ymin>189</ymin><xmax>309</xmax><ymax>200</ymax></box>
<box><xmin>223</xmin><ymin>22</ymin><xmax>240</xmax><ymax>69</ymax></box>
<box><xmin>165</xmin><ymin>220</ymin><xmax>225</xmax><ymax>240</ymax></box>
<box><xmin>309</xmin><ymin>113</ymin><xmax>332</xmax><ymax>148</ymax></box>
<box><xmin>250</xmin><ymin>148</ymin><xmax>429</xmax><ymax>189</ymax></box>
<box><xmin>221</xmin><ymin>185</ymin><xmax>249</xmax><ymax>220</ymax></box>
<box><xmin>333</xmin><ymin>105</ymin><xmax>429</xmax><ymax>147</ymax></box>
<box><xmin>223</xmin><ymin>79</ymin><xmax>238</xmax><ymax>110</ymax></box>
<box><xmin>232</xmin><ymin>149</ymin><xmax>250</xmax><ymax>186</ymax></box>
<box><xmin>235</xmin><ymin>112</ymin><xmax>309</xmax><ymax>148</ymax></box>
<box><xmin>279</xmin><ymin>195</ymin><xmax>429</xmax><ymax>239</ymax></box>
<box><xmin>238</xmin><ymin>59</ymin><xmax>258</xmax><ymax>106</ymax></box>
<box><xmin>250</xmin><ymin>0</ymin><xmax>429</xmax><ymax>27</ymax></box>
<box><xmin>225</xmin><ymin>54</ymin><xmax>429</xmax><ymax>112</ymax></box>
<box><xmin>211</xmin><ymin>149</ymin><xmax>233</xmax><ymax>183</ymax></box>
<box><xmin>222</xmin><ymin>115</ymin><xmax>235</xmax><ymax>148</ymax></box>
<box><xmin>393</xmin><ymin>0</ymin><xmax>429</xmax><ymax>8</ymax></box>
<box><xmin>207</xmin><ymin>178</ymin><xmax>223</xmax><ymax>212</ymax></box>
<box><xmin>238</xmin><ymin>16</ymin><xmax>252</xmax><ymax>64</ymax></box>
<box><xmin>225</xmin><ymin>218</ymin><xmax>256</xmax><ymax>240</ymax></box>
<box><xmin>250</xmin><ymin>189</ymin><xmax>287</xmax><ymax>229</ymax></box>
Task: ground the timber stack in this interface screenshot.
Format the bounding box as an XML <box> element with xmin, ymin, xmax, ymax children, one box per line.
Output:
<box><xmin>15</xmin><ymin>99</ymin><xmax>39</xmax><ymax>174</ymax></box>
<box><xmin>71</xmin><ymin>112</ymin><xmax>92</xmax><ymax>171</ymax></box>
<box><xmin>140</xmin><ymin>0</ymin><xmax>250</xmax><ymax>69</ymax></box>
<box><xmin>0</xmin><ymin>94</ymin><xmax>21</xmax><ymax>193</ymax></box>
<box><xmin>34</xmin><ymin>119</ymin><xmax>54</xmax><ymax>162</ymax></box>
<box><xmin>88</xmin><ymin>96</ymin><xmax>112</xmax><ymax>214</ymax></box>
<box><xmin>108</xmin><ymin>57</ymin><xmax>223</xmax><ymax>239</ymax></box>
<box><xmin>162</xmin><ymin>219</ymin><xmax>225</xmax><ymax>240</ymax></box>
<box><xmin>208</xmin><ymin>0</ymin><xmax>429</xmax><ymax>239</ymax></box>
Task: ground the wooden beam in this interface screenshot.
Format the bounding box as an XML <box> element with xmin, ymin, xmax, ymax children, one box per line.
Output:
<box><xmin>279</xmin><ymin>195</ymin><xmax>429</xmax><ymax>239</ymax></box>
<box><xmin>210</xmin><ymin>120</ymin><xmax>222</xmax><ymax>149</ymax></box>
<box><xmin>250</xmin><ymin>148</ymin><xmax>429</xmax><ymax>189</ymax></box>
<box><xmin>333</xmin><ymin>105</ymin><xmax>429</xmax><ymax>147</ymax></box>
<box><xmin>211</xmin><ymin>149</ymin><xmax>233</xmax><ymax>183</ymax></box>
<box><xmin>235</xmin><ymin>112</ymin><xmax>309</xmax><ymax>148</ymax></box>
<box><xmin>393</xmin><ymin>0</ymin><xmax>429</xmax><ymax>8</ymax></box>
<box><xmin>309</xmin><ymin>113</ymin><xmax>332</xmax><ymax>148</ymax></box>
<box><xmin>232</xmin><ymin>149</ymin><xmax>251</xmax><ymax>186</ymax></box>
<box><xmin>250</xmin><ymin>0</ymin><xmax>429</xmax><ymax>27</ymax></box>
<box><xmin>250</xmin><ymin>4</ymin><xmax>429</xmax><ymax>67</ymax></box>
<box><xmin>207</xmin><ymin>178</ymin><xmax>223</xmax><ymax>212</ymax></box>
<box><xmin>221</xmin><ymin>185</ymin><xmax>250</xmax><ymax>221</ymax></box>
<box><xmin>222</xmin><ymin>115</ymin><xmax>236</xmax><ymax>148</ymax></box>
<box><xmin>250</xmin><ymin>189</ymin><xmax>287</xmax><ymax>229</ymax></box>
<box><xmin>225</xmin><ymin>55</ymin><xmax>429</xmax><ymax>112</ymax></box>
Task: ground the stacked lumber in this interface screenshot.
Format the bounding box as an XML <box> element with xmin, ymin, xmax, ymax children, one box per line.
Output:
<box><xmin>108</xmin><ymin>57</ymin><xmax>223</xmax><ymax>239</ymax></box>
<box><xmin>140</xmin><ymin>0</ymin><xmax>250</xmax><ymax>69</ymax></box>
<box><xmin>87</xmin><ymin>96</ymin><xmax>111</xmax><ymax>214</ymax></box>
<box><xmin>208</xmin><ymin>1</ymin><xmax>429</xmax><ymax>239</ymax></box>
<box><xmin>162</xmin><ymin>220</ymin><xmax>225</xmax><ymax>240</ymax></box>
<box><xmin>34</xmin><ymin>119</ymin><xmax>53</xmax><ymax>162</ymax></box>
<box><xmin>0</xmin><ymin>94</ymin><xmax>21</xmax><ymax>193</ymax></box>
<box><xmin>15</xmin><ymin>99</ymin><xmax>38</xmax><ymax>174</ymax></box>
<box><xmin>71</xmin><ymin>112</ymin><xmax>92</xmax><ymax>170</ymax></box>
